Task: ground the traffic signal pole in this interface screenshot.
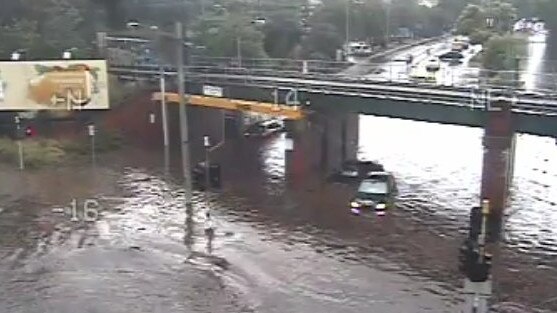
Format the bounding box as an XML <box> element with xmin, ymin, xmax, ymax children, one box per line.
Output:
<box><xmin>14</xmin><ymin>116</ymin><xmax>24</xmax><ymax>170</ymax></box>
<box><xmin>175</xmin><ymin>21</ymin><xmax>193</xmax><ymax>209</ymax></box>
<box><xmin>461</xmin><ymin>201</ymin><xmax>493</xmax><ymax>313</ymax></box>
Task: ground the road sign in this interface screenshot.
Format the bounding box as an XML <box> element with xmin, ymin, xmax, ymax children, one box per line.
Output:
<box><xmin>88</xmin><ymin>124</ymin><xmax>96</xmax><ymax>137</ymax></box>
<box><xmin>285</xmin><ymin>89</ymin><xmax>300</xmax><ymax>105</ymax></box>
<box><xmin>203</xmin><ymin>85</ymin><xmax>223</xmax><ymax>98</ymax></box>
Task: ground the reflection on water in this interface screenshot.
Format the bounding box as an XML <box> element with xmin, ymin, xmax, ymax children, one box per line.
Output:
<box><xmin>523</xmin><ymin>34</ymin><xmax>548</xmax><ymax>91</ymax></box>
<box><xmin>358</xmin><ymin>115</ymin><xmax>557</xmax><ymax>255</ymax></box>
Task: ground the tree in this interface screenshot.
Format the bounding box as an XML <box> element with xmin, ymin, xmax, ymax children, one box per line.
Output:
<box><xmin>262</xmin><ymin>12</ymin><xmax>303</xmax><ymax>58</ymax></box>
<box><xmin>300</xmin><ymin>22</ymin><xmax>344</xmax><ymax>59</ymax></box>
<box><xmin>482</xmin><ymin>34</ymin><xmax>525</xmax><ymax>72</ymax></box>
<box><xmin>456</xmin><ymin>4</ymin><xmax>486</xmax><ymax>36</ymax></box>
<box><xmin>455</xmin><ymin>1</ymin><xmax>518</xmax><ymax>44</ymax></box>
<box><xmin>193</xmin><ymin>14</ymin><xmax>267</xmax><ymax>59</ymax></box>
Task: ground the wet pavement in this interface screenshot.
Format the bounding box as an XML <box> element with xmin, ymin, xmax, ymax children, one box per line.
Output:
<box><xmin>364</xmin><ymin>38</ymin><xmax>483</xmax><ymax>87</ymax></box>
<box><xmin>1</xmin><ymin>115</ymin><xmax>557</xmax><ymax>312</ymax></box>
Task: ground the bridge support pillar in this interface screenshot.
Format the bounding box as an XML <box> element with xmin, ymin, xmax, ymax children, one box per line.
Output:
<box><xmin>224</xmin><ymin>111</ymin><xmax>244</xmax><ymax>140</ymax></box>
<box><xmin>285</xmin><ymin>120</ymin><xmax>311</xmax><ymax>184</ymax></box>
<box><xmin>480</xmin><ymin>99</ymin><xmax>515</xmax><ymax>242</ymax></box>
<box><xmin>188</xmin><ymin>107</ymin><xmax>225</xmax><ymax>163</ymax></box>
<box><xmin>318</xmin><ymin>111</ymin><xmax>360</xmax><ymax>174</ymax></box>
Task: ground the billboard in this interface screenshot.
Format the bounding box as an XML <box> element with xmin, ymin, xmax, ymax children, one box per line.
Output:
<box><xmin>0</xmin><ymin>60</ymin><xmax>109</xmax><ymax>111</ymax></box>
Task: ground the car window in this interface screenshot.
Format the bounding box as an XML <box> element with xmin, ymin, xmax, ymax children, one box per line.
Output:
<box><xmin>358</xmin><ymin>179</ymin><xmax>388</xmax><ymax>195</ymax></box>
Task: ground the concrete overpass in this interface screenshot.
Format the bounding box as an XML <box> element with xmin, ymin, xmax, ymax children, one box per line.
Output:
<box><xmin>110</xmin><ymin>65</ymin><xmax>557</xmax><ymax>138</ymax></box>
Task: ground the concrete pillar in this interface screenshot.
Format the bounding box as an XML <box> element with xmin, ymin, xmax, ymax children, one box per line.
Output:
<box><xmin>285</xmin><ymin>120</ymin><xmax>308</xmax><ymax>184</ymax></box>
<box><xmin>188</xmin><ymin>107</ymin><xmax>225</xmax><ymax>164</ymax></box>
<box><xmin>224</xmin><ymin>110</ymin><xmax>244</xmax><ymax>140</ymax></box>
<box><xmin>314</xmin><ymin>111</ymin><xmax>360</xmax><ymax>174</ymax></box>
<box><xmin>343</xmin><ymin>112</ymin><xmax>359</xmax><ymax>162</ymax></box>
<box><xmin>480</xmin><ymin>99</ymin><xmax>515</xmax><ymax>242</ymax></box>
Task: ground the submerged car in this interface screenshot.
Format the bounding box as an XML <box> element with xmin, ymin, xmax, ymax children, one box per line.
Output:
<box><xmin>243</xmin><ymin>119</ymin><xmax>285</xmax><ymax>137</ymax></box>
<box><xmin>330</xmin><ymin>160</ymin><xmax>385</xmax><ymax>183</ymax></box>
<box><xmin>350</xmin><ymin>172</ymin><xmax>397</xmax><ymax>215</ymax></box>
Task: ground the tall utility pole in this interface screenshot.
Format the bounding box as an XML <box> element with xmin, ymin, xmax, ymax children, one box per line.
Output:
<box><xmin>176</xmin><ymin>21</ymin><xmax>193</xmax><ymax>208</ymax></box>
<box><xmin>345</xmin><ymin>0</ymin><xmax>350</xmax><ymax>46</ymax></box>
<box><xmin>385</xmin><ymin>0</ymin><xmax>391</xmax><ymax>46</ymax></box>
<box><xmin>237</xmin><ymin>37</ymin><xmax>242</xmax><ymax>67</ymax></box>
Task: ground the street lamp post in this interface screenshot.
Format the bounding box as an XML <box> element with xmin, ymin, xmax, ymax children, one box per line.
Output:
<box><xmin>345</xmin><ymin>0</ymin><xmax>350</xmax><ymax>47</ymax></box>
<box><xmin>119</xmin><ymin>21</ymin><xmax>193</xmax><ymax>208</ymax></box>
<box><xmin>237</xmin><ymin>37</ymin><xmax>242</xmax><ymax>68</ymax></box>
<box><xmin>385</xmin><ymin>0</ymin><xmax>391</xmax><ymax>46</ymax></box>
<box><xmin>204</xmin><ymin>136</ymin><xmax>211</xmax><ymax>190</ymax></box>
<box><xmin>11</xmin><ymin>51</ymin><xmax>25</xmax><ymax>170</ymax></box>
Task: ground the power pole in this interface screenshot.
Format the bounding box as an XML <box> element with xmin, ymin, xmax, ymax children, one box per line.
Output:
<box><xmin>176</xmin><ymin>21</ymin><xmax>193</xmax><ymax>208</ymax></box>
<box><xmin>345</xmin><ymin>0</ymin><xmax>350</xmax><ymax>46</ymax></box>
<box><xmin>385</xmin><ymin>0</ymin><xmax>391</xmax><ymax>46</ymax></box>
<box><xmin>459</xmin><ymin>201</ymin><xmax>493</xmax><ymax>313</ymax></box>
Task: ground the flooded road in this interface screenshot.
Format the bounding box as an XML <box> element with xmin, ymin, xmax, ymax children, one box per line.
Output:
<box><xmin>0</xmin><ymin>159</ymin><xmax>459</xmax><ymax>312</ymax></box>
<box><xmin>357</xmin><ymin>116</ymin><xmax>557</xmax><ymax>257</ymax></box>
<box><xmin>1</xmin><ymin>113</ymin><xmax>556</xmax><ymax>312</ymax></box>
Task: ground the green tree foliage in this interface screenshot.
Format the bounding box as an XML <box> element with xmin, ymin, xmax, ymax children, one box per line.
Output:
<box><xmin>482</xmin><ymin>34</ymin><xmax>525</xmax><ymax>72</ymax></box>
<box><xmin>0</xmin><ymin>0</ymin><xmax>93</xmax><ymax>59</ymax></box>
<box><xmin>455</xmin><ymin>1</ymin><xmax>517</xmax><ymax>44</ymax></box>
<box><xmin>193</xmin><ymin>14</ymin><xmax>267</xmax><ymax>59</ymax></box>
<box><xmin>262</xmin><ymin>12</ymin><xmax>303</xmax><ymax>58</ymax></box>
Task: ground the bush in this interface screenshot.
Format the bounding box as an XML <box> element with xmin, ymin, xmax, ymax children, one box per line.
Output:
<box><xmin>0</xmin><ymin>137</ymin><xmax>66</xmax><ymax>168</ymax></box>
<box><xmin>0</xmin><ymin>131</ymin><xmax>123</xmax><ymax>169</ymax></box>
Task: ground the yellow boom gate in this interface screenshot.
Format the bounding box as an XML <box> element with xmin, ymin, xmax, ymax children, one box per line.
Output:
<box><xmin>152</xmin><ymin>93</ymin><xmax>305</xmax><ymax>120</ymax></box>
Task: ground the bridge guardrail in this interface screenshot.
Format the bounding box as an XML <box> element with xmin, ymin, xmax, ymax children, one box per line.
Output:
<box><xmin>109</xmin><ymin>66</ymin><xmax>557</xmax><ymax>116</ymax></box>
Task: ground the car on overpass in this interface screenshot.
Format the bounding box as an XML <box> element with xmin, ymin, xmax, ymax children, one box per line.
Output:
<box><xmin>350</xmin><ymin>172</ymin><xmax>397</xmax><ymax>216</ymax></box>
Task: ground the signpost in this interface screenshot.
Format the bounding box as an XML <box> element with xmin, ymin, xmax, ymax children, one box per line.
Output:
<box><xmin>88</xmin><ymin>124</ymin><xmax>96</xmax><ymax>166</ymax></box>
<box><xmin>14</xmin><ymin>116</ymin><xmax>24</xmax><ymax>170</ymax></box>
<box><xmin>204</xmin><ymin>136</ymin><xmax>211</xmax><ymax>190</ymax></box>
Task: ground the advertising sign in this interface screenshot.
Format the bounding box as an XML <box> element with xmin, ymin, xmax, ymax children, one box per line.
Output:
<box><xmin>0</xmin><ymin>60</ymin><xmax>109</xmax><ymax>111</ymax></box>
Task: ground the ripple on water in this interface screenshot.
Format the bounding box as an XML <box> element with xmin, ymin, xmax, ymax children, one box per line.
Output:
<box><xmin>358</xmin><ymin>116</ymin><xmax>557</xmax><ymax>258</ymax></box>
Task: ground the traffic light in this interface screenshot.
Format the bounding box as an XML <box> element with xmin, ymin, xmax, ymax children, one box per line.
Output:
<box><xmin>469</xmin><ymin>206</ymin><xmax>483</xmax><ymax>241</ymax></box>
<box><xmin>25</xmin><ymin>126</ymin><xmax>35</xmax><ymax>137</ymax></box>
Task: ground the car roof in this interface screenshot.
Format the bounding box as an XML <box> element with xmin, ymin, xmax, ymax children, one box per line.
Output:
<box><xmin>259</xmin><ymin>119</ymin><xmax>282</xmax><ymax>126</ymax></box>
<box><xmin>366</xmin><ymin>171</ymin><xmax>390</xmax><ymax>178</ymax></box>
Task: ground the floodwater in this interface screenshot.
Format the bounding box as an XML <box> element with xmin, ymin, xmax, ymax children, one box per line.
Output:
<box><xmin>358</xmin><ymin>116</ymin><xmax>557</xmax><ymax>259</ymax></box>
<box><xmin>0</xmin><ymin>114</ymin><xmax>556</xmax><ymax>312</ymax></box>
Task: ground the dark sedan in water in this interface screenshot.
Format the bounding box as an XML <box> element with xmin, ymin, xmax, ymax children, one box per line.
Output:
<box><xmin>350</xmin><ymin>172</ymin><xmax>397</xmax><ymax>215</ymax></box>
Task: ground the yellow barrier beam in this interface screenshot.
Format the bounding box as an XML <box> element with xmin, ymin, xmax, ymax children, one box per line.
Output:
<box><xmin>152</xmin><ymin>92</ymin><xmax>305</xmax><ymax>120</ymax></box>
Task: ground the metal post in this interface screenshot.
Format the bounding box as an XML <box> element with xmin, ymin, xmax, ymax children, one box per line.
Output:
<box><xmin>160</xmin><ymin>66</ymin><xmax>169</xmax><ymax>148</ymax></box>
<box><xmin>14</xmin><ymin>116</ymin><xmax>24</xmax><ymax>170</ymax></box>
<box><xmin>204</xmin><ymin>136</ymin><xmax>210</xmax><ymax>190</ymax></box>
<box><xmin>176</xmin><ymin>21</ymin><xmax>193</xmax><ymax>208</ymax></box>
<box><xmin>385</xmin><ymin>0</ymin><xmax>391</xmax><ymax>46</ymax></box>
<box><xmin>237</xmin><ymin>37</ymin><xmax>242</xmax><ymax>68</ymax></box>
<box><xmin>479</xmin><ymin>199</ymin><xmax>490</xmax><ymax>260</ymax></box>
<box><xmin>88</xmin><ymin>124</ymin><xmax>96</xmax><ymax>166</ymax></box>
<box><xmin>345</xmin><ymin>0</ymin><xmax>350</xmax><ymax>46</ymax></box>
